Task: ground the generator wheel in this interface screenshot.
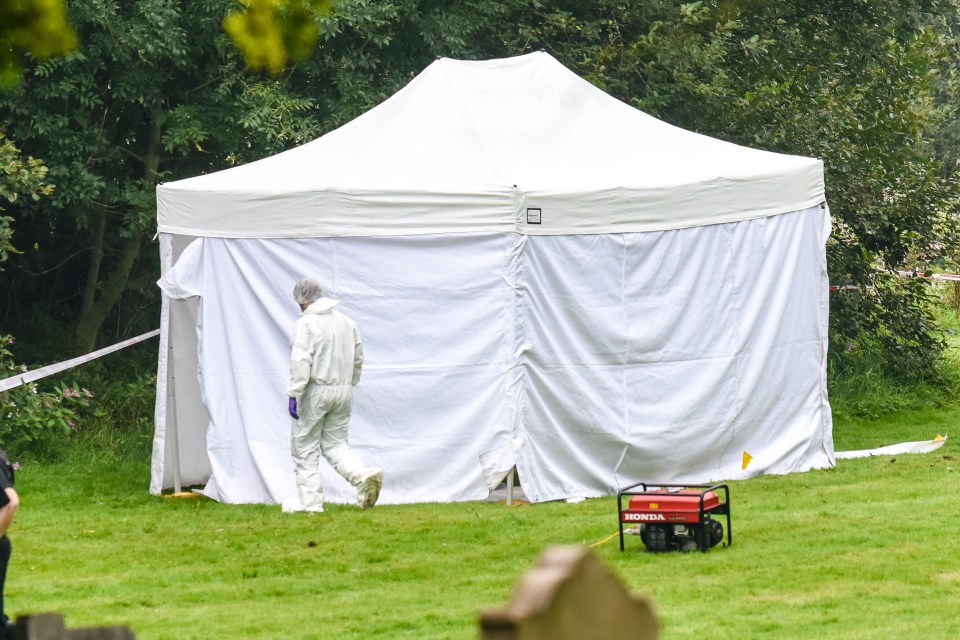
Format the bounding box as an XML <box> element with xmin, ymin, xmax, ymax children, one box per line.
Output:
<box><xmin>641</xmin><ymin>524</ymin><xmax>672</xmax><ymax>552</ymax></box>
<box><xmin>696</xmin><ymin>518</ymin><xmax>724</xmax><ymax>550</ymax></box>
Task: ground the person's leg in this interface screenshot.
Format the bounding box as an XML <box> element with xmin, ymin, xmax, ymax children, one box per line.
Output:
<box><xmin>318</xmin><ymin>389</ymin><xmax>367</xmax><ymax>487</ymax></box>
<box><xmin>319</xmin><ymin>388</ymin><xmax>382</xmax><ymax>508</ymax></box>
<box><xmin>291</xmin><ymin>388</ymin><xmax>327</xmax><ymax>511</ymax></box>
<box><xmin>0</xmin><ymin>535</ymin><xmax>10</xmax><ymax>630</ymax></box>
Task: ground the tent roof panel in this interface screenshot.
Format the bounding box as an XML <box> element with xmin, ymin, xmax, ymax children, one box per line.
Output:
<box><xmin>157</xmin><ymin>52</ymin><xmax>824</xmax><ymax>238</ymax></box>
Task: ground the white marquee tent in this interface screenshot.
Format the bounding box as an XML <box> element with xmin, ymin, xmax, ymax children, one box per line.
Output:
<box><xmin>152</xmin><ymin>51</ymin><xmax>834</xmax><ymax>505</ymax></box>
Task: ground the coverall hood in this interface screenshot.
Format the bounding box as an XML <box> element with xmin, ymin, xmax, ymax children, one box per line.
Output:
<box><xmin>303</xmin><ymin>298</ymin><xmax>339</xmax><ymax>315</ymax></box>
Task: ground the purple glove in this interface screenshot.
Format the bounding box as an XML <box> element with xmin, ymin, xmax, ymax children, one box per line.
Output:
<box><xmin>288</xmin><ymin>397</ymin><xmax>299</xmax><ymax>420</ymax></box>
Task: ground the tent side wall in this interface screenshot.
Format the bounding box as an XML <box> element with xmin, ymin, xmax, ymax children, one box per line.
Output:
<box><xmin>512</xmin><ymin>205</ymin><xmax>833</xmax><ymax>502</ymax></box>
<box><xmin>154</xmin><ymin>232</ymin><xmax>519</xmax><ymax>503</ymax></box>
<box><xmin>152</xmin><ymin>206</ymin><xmax>833</xmax><ymax>503</ymax></box>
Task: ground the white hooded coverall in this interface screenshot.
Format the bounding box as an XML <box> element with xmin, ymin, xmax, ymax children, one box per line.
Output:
<box><xmin>286</xmin><ymin>297</ymin><xmax>368</xmax><ymax>510</ymax></box>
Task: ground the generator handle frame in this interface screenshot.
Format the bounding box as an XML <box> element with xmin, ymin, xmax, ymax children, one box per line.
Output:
<box><xmin>617</xmin><ymin>482</ymin><xmax>732</xmax><ymax>551</ymax></box>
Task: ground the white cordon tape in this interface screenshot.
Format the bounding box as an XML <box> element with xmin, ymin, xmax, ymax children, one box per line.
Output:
<box><xmin>0</xmin><ymin>329</ymin><xmax>160</xmax><ymax>393</ymax></box>
<box><xmin>831</xmin><ymin>272</ymin><xmax>960</xmax><ymax>291</ymax></box>
<box><xmin>895</xmin><ymin>271</ymin><xmax>960</xmax><ymax>282</ymax></box>
<box><xmin>828</xmin><ymin>285</ymin><xmax>865</xmax><ymax>291</ymax></box>
<box><xmin>4</xmin><ymin>274</ymin><xmax>958</xmax><ymax>386</ymax></box>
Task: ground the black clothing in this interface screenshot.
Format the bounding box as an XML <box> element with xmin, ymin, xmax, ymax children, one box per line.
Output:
<box><xmin>0</xmin><ymin>448</ymin><xmax>12</xmax><ymax>508</ymax></box>
<box><xmin>0</xmin><ymin>447</ymin><xmax>15</xmax><ymax>636</ymax></box>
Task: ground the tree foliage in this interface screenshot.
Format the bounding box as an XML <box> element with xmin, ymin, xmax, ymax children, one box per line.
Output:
<box><xmin>0</xmin><ymin>0</ymin><xmax>77</xmax><ymax>86</ymax></box>
<box><xmin>224</xmin><ymin>0</ymin><xmax>333</xmax><ymax>74</ymax></box>
<box><xmin>0</xmin><ymin>0</ymin><xmax>958</xmax><ymax>381</ymax></box>
<box><xmin>0</xmin><ymin>0</ymin><xmax>327</xmax><ymax>355</ymax></box>
<box><xmin>0</xmin><ymin>334</ymin><xmax>95</xmax><ymax>457</ymax></box>
<box><xmin>0</xmin><ymin>119</ymin><xmax>85</xmax><ymax>456</ymax></box>
<box><xmin>718</xmin><ymin>0</ymin><xmax>960</xmax><ymax>379</ymax></box>
<box><xmin>0</xmin><ymin>134</ymin><xmax>52</xmax><ymax>265</ymax></box>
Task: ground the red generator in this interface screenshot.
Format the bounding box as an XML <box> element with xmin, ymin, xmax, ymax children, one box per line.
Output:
<box><xmin>617</xmin><ymin>482</ymin><xmax>731</xmax><ymax>552</ymax></box>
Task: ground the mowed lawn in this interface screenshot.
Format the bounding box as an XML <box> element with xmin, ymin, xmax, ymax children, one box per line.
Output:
<box><xmin>7</xmin><ymin>403</ymin><xmax>960</xmax><ymax>639</ymax></box>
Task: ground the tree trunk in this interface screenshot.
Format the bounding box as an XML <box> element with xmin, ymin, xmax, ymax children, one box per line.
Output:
<box><xmin>73</xmin><ymin>232</ymin><xmax>145</xmax><ymax>354</ymax></box>
<box><xmin>79</xmin><ymin>208</ymin><xmax>107</xmax><ymax>324</ymax></box>
<box><xmin>71</xmin><ymin>110</ymin><xmax>164</xmax><ymax>355</ymax></box>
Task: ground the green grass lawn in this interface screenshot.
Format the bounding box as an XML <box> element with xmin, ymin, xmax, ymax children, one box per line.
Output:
<box><xmin>7</xmin><ymin>404</ymin><xmax>960</xmax><ymax>639</ymax></box>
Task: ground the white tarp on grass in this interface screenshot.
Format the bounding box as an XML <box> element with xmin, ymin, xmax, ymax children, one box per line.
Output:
<box><xmin>836</xmin><ymin>436</ymin><xmax>947</xmax><ymax>459</ymax></box>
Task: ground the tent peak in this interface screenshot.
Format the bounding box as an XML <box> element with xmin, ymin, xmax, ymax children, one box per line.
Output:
<box><xmin>157</xmin><ymin>50</ymin><xmax>823</xmax><ymax>239</ymax></box>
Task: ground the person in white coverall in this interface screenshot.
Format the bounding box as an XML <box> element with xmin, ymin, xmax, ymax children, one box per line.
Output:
<box><xmin>286</xmin><ymin>278</ymin><xmax>382</xmax><ymax>512</ymax></box>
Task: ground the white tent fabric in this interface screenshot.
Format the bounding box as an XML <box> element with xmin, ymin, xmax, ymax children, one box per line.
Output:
<box><xmin>153</xmin><ymin>52</ymin><xmax>834</xmax><ymax>505</ymax></box>
<box><xmin>157</xmin><ymin>53</ymin><xmax>823</xmax><ymax>238</ymax></box>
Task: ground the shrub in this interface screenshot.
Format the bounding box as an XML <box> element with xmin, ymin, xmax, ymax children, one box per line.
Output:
<box><xmin>0</xmin><ymin>334</ymin><xmax>97</xmax><ymax>457</ymax></box>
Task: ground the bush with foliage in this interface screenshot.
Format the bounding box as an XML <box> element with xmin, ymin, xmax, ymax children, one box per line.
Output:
<box><xmin>0</xmin><ymin>334</ymin><xmax>99</xmax><ymax>457</ymax></box>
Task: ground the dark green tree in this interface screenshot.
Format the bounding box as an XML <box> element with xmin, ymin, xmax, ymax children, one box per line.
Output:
<box><xmin>298</xmin><ymin>0</ymin><xmax>960</xmax><ymax>379</ymax></box>
<box><xmin>0</xmin><ymin>0</ymin><xmax>323</xmax><ymax>354</ymax></box>
<box><xmin>2</xmin><ymin>0</ymin><xmax>958</xmax><ymax>383</ymax></box>
<box><xmin>716</xmin><ymin>0</ymin><xmax>960</xmax><ymax>379</ymax></box>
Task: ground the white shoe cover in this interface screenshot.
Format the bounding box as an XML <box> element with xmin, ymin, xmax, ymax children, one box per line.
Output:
<box><xmin>282</xmin><ymin>496</ymin><xmax>324</xmax><ymax>513</ymax></box>
<box><xmin>281</xmin><ymin>496</ymin><xmax>302</xmax><ymax>513</ymax></box>
<box><xmin>358</xmin><ymin>469</ymin><xmax>383</xmax><ymax>509</ymax></box>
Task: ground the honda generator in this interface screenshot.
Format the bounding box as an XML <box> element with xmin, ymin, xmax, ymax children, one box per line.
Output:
<box><xmin>617</xmin><ymin>482</ymin><xmax>731</xmax><ymax>552</ymax></box>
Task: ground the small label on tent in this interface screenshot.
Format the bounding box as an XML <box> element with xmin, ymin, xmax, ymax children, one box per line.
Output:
<box><xmin>526</xmin><ymin>208</ymin><xmax>542</xmax><ymax>224</ymax></box>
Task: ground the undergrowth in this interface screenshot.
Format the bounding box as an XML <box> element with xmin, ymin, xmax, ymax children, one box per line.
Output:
<box><xmin>1</xmin><ymin>339</ymin><xmax>156</xmax><ymax>464</ymax></box>
<box><xmin>827</xmin><ymin>301</ymin><xmax>960</xmax><ymax>421</ymax></box>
